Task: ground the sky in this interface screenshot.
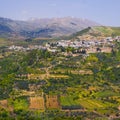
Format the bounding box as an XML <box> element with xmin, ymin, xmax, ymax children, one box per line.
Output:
<box><xmin>0</xmin><ymin>0</ymin><xmax>120</xmax><ymax>26</ymax></box>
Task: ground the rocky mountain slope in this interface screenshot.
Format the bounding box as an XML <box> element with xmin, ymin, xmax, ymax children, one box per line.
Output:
<box><xmin>0</xmin><ymin>17</ymin><xmax>99</xmax><ymax>38</ymax></box>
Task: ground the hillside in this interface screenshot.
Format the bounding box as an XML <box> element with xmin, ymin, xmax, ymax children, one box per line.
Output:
<box><xmin>0</xmin><ymin>17</ymin><xmax>99</xmax><ymax>38</ymax></box>
<box><xmin>0</xmin><ymin>42</ymin><xmax>120</xmax><ymax>119</ymax></box>
<box><xmin>71</xmin><ymin>26</ymin><xmax>120</xmax><ymax>40</ymax></box>
<box><xmin>94</xmin><ymin>26</ymin><xmax>120</xmax><ymax>36</ymax></box>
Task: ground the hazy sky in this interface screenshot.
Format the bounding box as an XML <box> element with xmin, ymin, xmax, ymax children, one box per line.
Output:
<box><xmin>0</xmin><ymin>0</ymin><xmax>120</xmax><ymax>26</ymax></box>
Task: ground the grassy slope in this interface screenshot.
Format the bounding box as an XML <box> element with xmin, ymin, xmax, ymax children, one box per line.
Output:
<box><xmin>0</xmin><ymin>38</ymin><xmax>10</xmax><ymax>47</ymax></box>
<box><xmin>94</xmin><ymin>26</ymin><xmax>120</xmax><ymax>36</ymax></box>
<box><xmin>70</xmin><ymin>26</ymin><xmax>120</xmax><ymax>39</ymax></box>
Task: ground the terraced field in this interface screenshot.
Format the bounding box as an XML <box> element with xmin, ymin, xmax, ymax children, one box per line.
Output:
<box><xmin>79</xmin><ymin>99</ymin><xmax>107</xmax><ymax>110</ymax></box>
<box><xmin>0</xmin><ymin>100</ymin><xmax>8</xmax><ymax>109</ymax></box>
<box><xmin>0</xmin><ymin>42</ymin><xmax>120</xmax><ymax>119</ymax></box>
<box><xmin>29</xmin><ymin>97</ymin><xmax>45</xmax><ymax>110</ymax></box>
<box><xmin>60</xmin><ymin>95</ymin><xmax>80</xmax><ymax>106</ymax></box>
<box><xmin>46</xmin><ymin>95</ymin><xmax>60</xmax><ymax>109</ymax></box>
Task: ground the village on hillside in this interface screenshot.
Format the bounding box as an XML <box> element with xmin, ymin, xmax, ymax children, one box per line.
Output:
<box><xmin>8</xmin><ymin>36</ymin><xmax>120</xmax><ymax>55</ymax></box>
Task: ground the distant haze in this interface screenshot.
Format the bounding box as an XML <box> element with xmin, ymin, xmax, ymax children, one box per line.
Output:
<box><xmin>0</xmin><ymin>0</ymin><xmax>120</xmax><ymax>26</ymax></box>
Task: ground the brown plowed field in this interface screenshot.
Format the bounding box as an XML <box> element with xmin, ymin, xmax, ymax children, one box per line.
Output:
<box><xmin>29</xmin><ymin>97</ymin><xmax>45</xmax><ymax>110</ymax></box>
<box><xmin>46</xmin><ymin>95</ymin><xmax>59</xmax><ymax>109</ymax></box>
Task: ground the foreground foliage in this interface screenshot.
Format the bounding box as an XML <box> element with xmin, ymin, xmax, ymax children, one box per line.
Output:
<box><xmin>0</xmin><ymin>42</ymin><xmax>120</xmax><ymax>119</ymax></box>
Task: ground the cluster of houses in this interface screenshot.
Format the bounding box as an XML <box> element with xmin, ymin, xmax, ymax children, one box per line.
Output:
<box><xmin>51</xmin><ymin>36</ymin><xmax>120</xmax><ymax>49</ymax></box>
<box><xmin>8</xmin><ymin>45</ymin><xmax>46</xmax><ymax>51</ymax></box>
<box><xmin>8</xmin><ymin>36</ymin><xmax>120</xmax><ymax>55</ymax></box>
<box><xmin>45</xmin><ymin>37</ymin><xmax>116</xmax><ymax>54</ymax></box>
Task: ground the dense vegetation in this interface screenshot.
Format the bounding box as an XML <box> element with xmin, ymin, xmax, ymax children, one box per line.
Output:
<box><xmin>0</xmin><ymin>42</ymin><xmax>120</xmax><ymax>120</ymax></box>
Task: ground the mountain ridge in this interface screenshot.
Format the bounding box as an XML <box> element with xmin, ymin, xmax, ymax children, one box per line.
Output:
<box><xmin>0</xmin><ymin>17</ymin><xmax>100</xmax><ymax>38</ymax></box>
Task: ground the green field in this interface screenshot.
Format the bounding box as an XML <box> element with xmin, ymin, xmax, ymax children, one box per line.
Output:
<box><xmin>79</xmin><ymin>98</ymin><xmax>116</xmax><ymax>110</ymax></box>
<box><xmin>60</xmin><ymin>95</ymin><xmax>80</xmax><ymax>106</ymax></box>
